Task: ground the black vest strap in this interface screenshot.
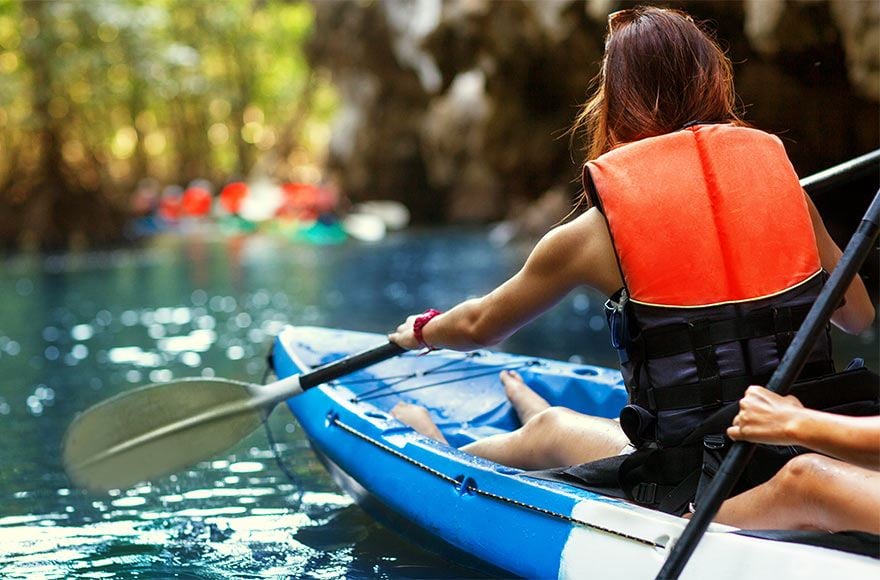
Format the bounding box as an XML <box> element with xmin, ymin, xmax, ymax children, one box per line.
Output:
<box><xmin>638</xmin><ymin>360</ymin><xmax>834</xmax><ymax>412</ymax></box>
<box><xmin>640</xmin><ymin>303</ymin><xmax>812</xmax><ymax>359</ymax></box>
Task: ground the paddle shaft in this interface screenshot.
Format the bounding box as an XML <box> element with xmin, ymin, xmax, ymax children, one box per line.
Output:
<box><xmin>259</xmin><ymin>340</ymin><xmax>406</xmax><ymax>406</ymax></box>
<box><xmin>301</xmin><ymin>341</ymin><xmax>407</xmax><ymax>390</ymax></box>
<box><xmin>800</xmin><ymin>149</ymin><xmax>880</xmax><ymax>195</ymax></box>
<box><xmin>657</xmin><ymin>188</ymin><xmax>880</xmax><ymax>580</ymax></box>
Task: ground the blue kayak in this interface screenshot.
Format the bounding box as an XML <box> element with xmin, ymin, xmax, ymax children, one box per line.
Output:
<box><xmin>272</xmin><ymin>326</ymin><xmax>879</xmax><ymax>579</ymax></box>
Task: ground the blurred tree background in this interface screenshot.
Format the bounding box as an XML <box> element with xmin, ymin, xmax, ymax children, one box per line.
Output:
<box><xmin>0</xmin><ymin>0</ymin><xmax>335</xmax><ymax>249</ymax></box>
<box><xmin>0</xmin><ymin>0</ymin><xmax>877</xmax><ymax>253</ymax></box>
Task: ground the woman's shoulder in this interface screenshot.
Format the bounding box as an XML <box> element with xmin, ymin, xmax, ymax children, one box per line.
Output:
<box><xmin>545</xmin><ymin>207</ymin><xmax>606</xmax><ymax>243</ymax></box>
<box><xmin>536</xmin><ymin>208</ymin><xmax>621</xmax><ymax>294</ymax></box>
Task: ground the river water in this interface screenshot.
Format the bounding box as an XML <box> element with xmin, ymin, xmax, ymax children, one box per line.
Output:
<box><xmin>0</xmin><ymin>229</ymin><xmax>876</xmax><ymax>578</ymax></box>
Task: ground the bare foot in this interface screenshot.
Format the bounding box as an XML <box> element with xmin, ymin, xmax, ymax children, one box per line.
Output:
<box><xmin>501</xmin><ymin>370</ymin><xmax>550</xmax><ymax>425</ymax></box>
<box><xmin>391</xmin><ymin>402</ymin><xmax>448</xmax><ymax>443</ymax></box>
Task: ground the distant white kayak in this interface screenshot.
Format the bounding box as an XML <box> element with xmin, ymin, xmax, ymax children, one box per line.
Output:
<box><xmin>342</xmin><ymin>213</ymin><xmax>387</xmax><ymax>242</ymax></box>
<box><xmin>352</xmin><ymin>201</ymin><xmax>410</xmax><ymax>230</ymax></box>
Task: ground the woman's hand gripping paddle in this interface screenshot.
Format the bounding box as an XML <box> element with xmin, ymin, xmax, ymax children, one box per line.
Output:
<box><xmin>62</xmin><ymin>341</ymin><xmax>405</xmax><ymax>493</ymax></box>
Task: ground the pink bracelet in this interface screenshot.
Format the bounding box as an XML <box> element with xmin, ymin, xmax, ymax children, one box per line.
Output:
<box><xmin>413</xmin><ymin>309</ymin><xmax>443</xmax><ymax>351</ymax></box>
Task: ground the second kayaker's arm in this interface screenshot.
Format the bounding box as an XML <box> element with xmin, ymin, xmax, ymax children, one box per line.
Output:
<box><xmin>726</xmin><ymin>386</ymin><xmax>880</xmax><ymax>469</ymax></box>
<box><xmin>389</xmin><ymin>208</ymin><xmax>622</xmax><ymax>351</ymax></box>
<box><xmin>805</xmin><ymin>195</ymin><xmax>875</xmax><ymax>334</ymax></box>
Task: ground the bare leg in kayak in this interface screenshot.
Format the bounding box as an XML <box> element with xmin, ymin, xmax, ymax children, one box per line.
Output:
<box><xmin>390</xmin><ymin>403</ymin><xmax>449</xmax><ymax>443</ymax></box>
<box><xmin>390</xmin><ymin>369</ymin><xmax>543</xmax><ymax>442</ymax></box>
<box><xmin>711</xmin><ymin>454</ymin><xmax>880</xmax><ymax>533</ymax></box>
<box><xmin>391</xmin><ymin>370</ymin><xmax>630</xmax><ymax>470</ymax></box>
<box><xmin>703</xmin><ymin>386</ymin><xmax>880</xmax><ymax>533</ymax></box>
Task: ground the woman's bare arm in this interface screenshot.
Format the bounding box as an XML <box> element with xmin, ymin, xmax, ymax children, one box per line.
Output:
<box><xmin>728</xmin><ymin>385</ymin><xmax>880</xmax><ymax>470</ymax></box>
<box><xmin>805</xmin><ymin>194</ymin><xmax>875</xmax><ymax>334</ymax></box>
<box><xmin>389</xmin><ymin>208</ymin><xmax>620</xmax><ymax>350</ymax></box>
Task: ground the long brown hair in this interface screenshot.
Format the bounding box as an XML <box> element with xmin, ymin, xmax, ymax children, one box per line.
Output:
<box><xmin>573</xmin><ymin>7</ymin><xmax>744</xmax><ymax>161</ymax></box>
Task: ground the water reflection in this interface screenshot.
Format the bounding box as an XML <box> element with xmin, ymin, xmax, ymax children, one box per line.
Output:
<box><xmin>0</xmin><ymin>229</ymin><xmax>876</xmax><ymax>578</ymax></box>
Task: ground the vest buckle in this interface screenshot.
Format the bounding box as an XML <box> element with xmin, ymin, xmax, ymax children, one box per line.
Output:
<box><xmin>633</xmin><ymin>482</ymin><xmax>658</xmax><ymax>504</ymax></box>
<box><xmin>703</xmin><ymin>434</ymin><xmax>727</xmax><ymax>450</ymax></box>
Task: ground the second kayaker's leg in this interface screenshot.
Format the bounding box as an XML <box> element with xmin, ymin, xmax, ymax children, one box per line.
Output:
<box><xmin>709</xmin><ymin>453</ymin><xmax>880</xmax><ymax>533</ymax></box>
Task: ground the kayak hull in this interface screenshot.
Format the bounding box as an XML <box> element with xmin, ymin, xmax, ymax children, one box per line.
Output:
<box><xmin>273</xmin><ymin>326</ymin><xmax>879</xmax><ymax>579</ymax></box>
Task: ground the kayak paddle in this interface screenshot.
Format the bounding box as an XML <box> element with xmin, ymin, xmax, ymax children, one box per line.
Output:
<box><xmin>800</xmin><ymin>149</ymin><xmax>880</xmax><ymax>196</ymax></box>
<box><xmin>63</xmin><ymin>341</ymin><xmax>404</xmax><ymax>493</ymax></box>
<box><xmin>657</xmin><ymin>188</ymin><xmax>880</xmax><ymax>579</ymax></box>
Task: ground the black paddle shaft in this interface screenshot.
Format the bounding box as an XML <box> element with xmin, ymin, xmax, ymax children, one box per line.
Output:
<box><xmin>657</xmin><ymin>188</ymin><xmax>880</xmax><ymax>580</ymax></box>
<box><xmin>299</xmin><ymin>341</ymin><xmax>406</xmax><ymax>390</ymax></box>
<box><xmin>800</xmin><ymin>149</ymin><xmax>880</xmax><ymax>196</ymax></box>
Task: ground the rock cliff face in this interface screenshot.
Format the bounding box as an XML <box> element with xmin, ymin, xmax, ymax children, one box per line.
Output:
<box><xmin>308</xmin><ymin>0</ymin><xmax>879</xmax><ymax>223</ymax></box>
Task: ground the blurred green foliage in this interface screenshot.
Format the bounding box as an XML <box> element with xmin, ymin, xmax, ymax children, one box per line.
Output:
<box><xmin>0</xmin><ymin>0</ymin><xmax>337</xmax><ymax>248</ymax></box>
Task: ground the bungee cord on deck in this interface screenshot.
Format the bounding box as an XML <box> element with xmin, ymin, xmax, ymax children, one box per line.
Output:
<box><xmin>336</xmin><ymin>352</ymin><xmax>542</xmax><ymax>403</ymax></box>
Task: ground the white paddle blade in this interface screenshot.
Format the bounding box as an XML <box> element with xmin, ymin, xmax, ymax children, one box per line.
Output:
<box><xmin>62</xmin><ymin>378</ymin><xmax>265</xmax><ymax>493</ymax></box>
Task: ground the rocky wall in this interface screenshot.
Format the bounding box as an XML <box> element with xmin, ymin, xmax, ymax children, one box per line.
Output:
<box><xmin>307</xmin><ymin>0</ymin><xmax>880</xmax><ymax>224</ymax></box>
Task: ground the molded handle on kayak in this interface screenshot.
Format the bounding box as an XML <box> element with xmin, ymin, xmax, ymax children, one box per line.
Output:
<box><xmin>300</xmin><ymin>341</ymin><xmax>407</xmax><ymax>391</ymax></box>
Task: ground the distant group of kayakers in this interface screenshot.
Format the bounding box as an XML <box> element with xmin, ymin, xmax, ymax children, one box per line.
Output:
<box><xmin>389</xmin><ymin>5</ymin><xmax>879</xmax><ymax>536</ymax></box>
<box><xmin>128</xmin><ymin>178</ymin><xmax>410</xmax><ymax>243</ymax></box>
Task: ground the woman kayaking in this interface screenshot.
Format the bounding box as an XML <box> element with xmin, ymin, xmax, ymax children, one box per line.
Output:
<box><xmin>388</xmin><ymin>6</ymin><xmax>876</xmax><ymax>515</ymax></box>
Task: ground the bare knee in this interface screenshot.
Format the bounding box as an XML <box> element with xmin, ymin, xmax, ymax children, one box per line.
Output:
<box><xmin>518</xmin><ymin>407</ymin><xmax>626</xmax><ymax>465</ymax></box>
<box><xmin>514</xmin><ymin>407</ymin><xmax>573</xmax><ymax>461</ymax></box>
<box><xmin>774</xmin><ymin>454</ymin><xmax>840</xmax><ymax>524</ymax></box>
<box><xmin>521</xmin><ymin>406</ymin><xmax>572</xmax><ymax>436</ymax></box>
<box><xmin>777</xmin><ymin>454</ymin><xmax>834</xmax><ymax>495</ymax></box>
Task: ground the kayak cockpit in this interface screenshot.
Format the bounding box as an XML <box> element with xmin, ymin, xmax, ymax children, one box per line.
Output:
<box><xmin>278</xmin><ymin>326</ymin><xmax>626</xmax><ymax>448</ymax></box>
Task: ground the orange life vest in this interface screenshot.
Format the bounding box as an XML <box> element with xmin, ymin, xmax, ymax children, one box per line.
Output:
<box><xmin>582</xmin><ymin>124</ymin><xmax>834</xmax><ymax>449</ymax></box>
<box><xmin>585</xmin><ymin>123</ymin><xmax>822</xmax><ymax>307</ymax></box>
<box><xmin>549</xmin><ymin>128</ymin><xmax>873</xmax><ymax>514</ymax></box>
